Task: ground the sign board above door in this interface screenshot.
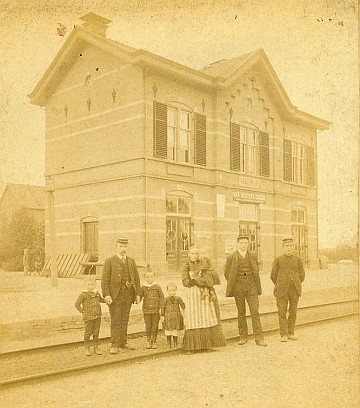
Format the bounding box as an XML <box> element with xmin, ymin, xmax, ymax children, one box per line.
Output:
<box><xmin>233</xmin><ymin>191</ymin><xmax>266</xmax><ymax>204</ymax></box>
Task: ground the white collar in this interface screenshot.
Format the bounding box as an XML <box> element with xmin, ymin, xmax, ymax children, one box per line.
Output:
<box><xmin>117</xmin><ymin>254</ymin><xmax>127</xmax><ymax>260</ymax></box>
<box><xmin>238</xmin><ymin>249</ymin><xmax>248</xmax><ymax>258</ymax></box>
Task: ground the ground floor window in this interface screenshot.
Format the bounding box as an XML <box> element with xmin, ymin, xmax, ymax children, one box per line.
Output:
<box><xmin>82</xmin><ymin>219</ymin><xmax>98</xmax><ymax>261</ymax></box>
<box><xmin>239</xmin><ymin>203</ymin><xmax>258</xmax><ymax>253</ymax></box>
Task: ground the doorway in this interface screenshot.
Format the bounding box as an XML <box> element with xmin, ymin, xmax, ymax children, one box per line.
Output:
<box><xmin>291</xmin><ymin>208</ymin><xmax>307</xmax><ymax>264</ymax></box>
<box><xmin>166</xmin><ymin>194</ymin><xmax>192</xmax><ymax>272</ymax></box>
<box><xmin>239</xmin><ymin>203</ymin><xmax>258</xmax><ymax>253</ymax></box>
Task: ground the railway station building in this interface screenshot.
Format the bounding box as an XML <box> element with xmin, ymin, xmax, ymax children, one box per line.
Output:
<box><xmin>29</xmin><ymin>13</ymin><xmax>330</xmax><ymax>274</ymax></box>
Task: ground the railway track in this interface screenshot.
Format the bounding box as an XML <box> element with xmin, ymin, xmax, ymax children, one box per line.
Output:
<box><xmin>0</xmin><ymin>298</ymin><xmax>357</xmax><ymax>387</ymax></box>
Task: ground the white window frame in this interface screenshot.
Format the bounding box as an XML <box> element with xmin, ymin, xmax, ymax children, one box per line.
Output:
<box><xmin>236</xmin><ymin>125</ymin><xmax>258</xmax><ymax>174</ymax></box>
<box><xmin>247</xmin><ymin>129</ymin><xmax>257</xmax><ymax>175</ymax></box>
<box><xmin>297</xmin><ymin>144</ymin><xmax>305</xmax><ymax>184</ymax></box>
<box><xmin>167</xmin><ymin>106</ymin><xmax>191</xmax><ymax>164</ymax></box>
<box><xmin>240</xmin><ymin>126</ymin><xmax>247</xmax><ymax>173</ymax></box>
<box><xmin>291</xmin><ymin>141</ymin><xmax>305</xmax><ymax>185</ymax></box>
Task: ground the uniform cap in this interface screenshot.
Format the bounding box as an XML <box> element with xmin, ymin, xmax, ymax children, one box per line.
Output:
<box><xmin>237</xmin><ymin>234</ymin><xmax>249</xmax><ymax>241</ymax></box>
<box><xmin>116</xmin><ymin>237</ymin><xmax>128</xmax><ymax>245</ymax></box>
<box><xmin>282</xmin><ymin>237</ymin><xmax>294</xmax><ymax>244</ymax></box>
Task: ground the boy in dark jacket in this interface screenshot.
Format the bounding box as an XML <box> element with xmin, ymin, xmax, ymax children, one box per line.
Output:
<box><xmin>140</xmin><ymin>268</ymin><xmax>164</xmax><ymax>349</ymax></box>
<box><xmin>75</xmin><ymin>276</ymin><xmax>106</xmax><ymax>356</ymax></box>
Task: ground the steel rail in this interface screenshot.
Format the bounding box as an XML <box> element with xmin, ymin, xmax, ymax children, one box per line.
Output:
<box><xmin>0</xmin><ymin>299</ymin><xmax>357</xmax><ymax>388</ymax></box>
<box><xmin>1</xmin><ymin>298</ymin><xmax>357</xmax><ymax>357</ymax></box>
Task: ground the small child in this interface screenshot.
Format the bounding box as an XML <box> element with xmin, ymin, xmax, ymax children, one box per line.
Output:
<box><xmin>140</xmin><ymin>268</ymin><xmax>164</xmax><ymax>349</ymax></box>
<box><xmin>163</xmin><ymin>282</ymin><xmax>185</xmax><ymax>348</ymax></box>
<box><xmin>199</xmin><ymin>247</ymin><xmax>220</xmax><ymax>302</ymax></box>
<box><xmin>75</xmin><ymin>276</ymin><xmax>106</xmax><ymax>356</ymax></box>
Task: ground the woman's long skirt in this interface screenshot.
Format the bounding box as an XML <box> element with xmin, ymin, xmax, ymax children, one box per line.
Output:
<box><xmin>183</xmin><ymin>285</ymin><xmax>226</xmax><ymax>351</ymax></box>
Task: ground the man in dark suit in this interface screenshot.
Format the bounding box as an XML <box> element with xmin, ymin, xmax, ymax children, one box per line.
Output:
<box><xmin>225</xmin><ymin>235</ymin><xmax>267</xmax><ymax>346</ymax></box>
<box><xmin>270</xmin><ymin>237</ymin><xmax>305</xmax><ymax>342</ymax></box>
<box><xmin>101</xmin><ymin>238</ymin><xmax>141</xmax><ymax>354</ymax></box>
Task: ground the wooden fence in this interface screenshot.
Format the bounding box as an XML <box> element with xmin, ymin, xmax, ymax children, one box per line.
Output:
<box><xmin>42</xmin><ymin>253</ymin><xmax>91</xmax><ymax>277</ymax></box>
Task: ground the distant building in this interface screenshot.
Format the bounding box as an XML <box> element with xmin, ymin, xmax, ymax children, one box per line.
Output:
<box><xmin>29</xmin><ymin>13</ymin><xmax>330</xmax><ymax>273</ymax></box>
<box><xmin>0</xmin><ymin>183</ymin><xmax>45</xmax><ymax>229</ymax></box>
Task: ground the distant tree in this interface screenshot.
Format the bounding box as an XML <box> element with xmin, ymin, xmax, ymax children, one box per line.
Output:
<box><xmin>0</xmin><ymin>208</ymin><xmax>45</xmax><ymax>271</ymax></box>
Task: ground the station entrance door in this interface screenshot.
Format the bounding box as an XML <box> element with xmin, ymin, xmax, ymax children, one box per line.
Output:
<box><xmin>166</xmin><ymin>217</ymin><xmax>191</xmax><ymax>272</ymax></box>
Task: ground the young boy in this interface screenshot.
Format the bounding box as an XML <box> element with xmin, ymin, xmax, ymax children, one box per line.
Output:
<box><xmin>75</xmin><ymin>276</ymin><xmax>106</xmax><ymax>356</ymax></box>
<box><xmin>140</xmin><ymin>268</ymin><xmax>164</xmax><ymax>349</ymax></box>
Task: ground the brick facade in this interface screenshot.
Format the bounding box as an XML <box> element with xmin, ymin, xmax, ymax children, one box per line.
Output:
<box><xmin>29</xmin><ymin>14</ymin><xmax>330</xmax><ymax>276</ymax></box>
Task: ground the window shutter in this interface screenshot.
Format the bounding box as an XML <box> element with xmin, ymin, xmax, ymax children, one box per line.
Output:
<box><xmin>194</xmin><ymin>113</ymin><xmax>206</xmax><ymax>166</ymax></box>
<box><xmin>306</xmin><ymin>145</ymin><xmax>315</xmax><ymax>186</ymax></box>
<box><xmin>283</xmin><ymin>139</ymin><xmax>292</xmax><ymax>181</ymax></box>
<box><xmin>230</xmin><ymin>122</ymin><xmax>240</xmax><ymax>171</ymax></box>
<box><xmin>259</xmin><ymin>131</ymin><xmax>270</xmax><ymax>177</ymax></box>
<box><xmin>153</xmin><ymin>102</ymin><xmax>167</xmax><ymax>158</ymax></box>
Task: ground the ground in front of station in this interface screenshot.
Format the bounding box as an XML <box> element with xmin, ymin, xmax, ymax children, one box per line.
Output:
<box><xmin>1</xmin><ymin>316</ymin><xmax>358</xmax><ymax>408</ymax></box>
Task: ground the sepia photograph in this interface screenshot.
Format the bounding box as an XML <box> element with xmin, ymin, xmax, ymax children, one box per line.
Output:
<box><xmin>0</xmin><ymin>0</ymin><xmax>358</xmax><ymax>406</ymax></box>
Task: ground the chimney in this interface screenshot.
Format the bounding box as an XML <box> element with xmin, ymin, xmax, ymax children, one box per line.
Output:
<box><xmin>79</xmin><ymin>13</ymin><xmax>112</xmax><ymax>37</ymax></box>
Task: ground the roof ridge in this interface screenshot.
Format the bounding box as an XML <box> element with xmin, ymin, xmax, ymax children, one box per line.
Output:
<box><xmin>201</xmin><ymin>49</ymin><xmax>261</xmax><ymax>75</ymax></box>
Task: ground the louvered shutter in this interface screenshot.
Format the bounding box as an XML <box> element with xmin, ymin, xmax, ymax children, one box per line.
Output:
<box><xmin>283</xmin><ymin>139</ymin><xmax>292</xmax><ymax>181</ymax></box>
<box><xmin>194</xmin><ymin>113</ymin><xmax>207</xmax><ymax>166</ymax></box>
<box><xmin>153</xmin><ymin>102</ymin><xmax>167</xmax><ymax>158</ymax></box>
<box><xmin>259</xmin><ymin>131</ymin><xmax>270</xmax><ymax>177</ymax></box>
<box><xmin>230</xmin><ymin>122</ymin><xmax>240</xmax><ymax>171</ymax></box>
<box><xmin>306</xmin><ymin>145</ymin><xmax>315</xmax><ymax>186</ymax></box>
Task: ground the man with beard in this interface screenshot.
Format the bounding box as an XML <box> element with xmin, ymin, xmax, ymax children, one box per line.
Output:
<box><xmin>101</xmin><ymin>238</ymin><xmax>141</xmax><ymax>353</ymax></box>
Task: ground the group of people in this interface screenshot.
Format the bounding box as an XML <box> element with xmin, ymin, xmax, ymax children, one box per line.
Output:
<box><xmin>75</xmin><ymin>234</ymin><xmax>305</xmax><ymax>355</ymax></box>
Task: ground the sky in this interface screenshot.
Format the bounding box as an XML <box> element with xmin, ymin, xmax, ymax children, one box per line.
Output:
<box><xmin>0</xmin><ymin>0</ymin><xmax>358</xmax><ymax>248</ymax></box>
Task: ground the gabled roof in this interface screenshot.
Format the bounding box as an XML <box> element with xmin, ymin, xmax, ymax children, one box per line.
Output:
<box><xmin>202</xmin><ymin>50</ymin><xmax>258</xmax><ymax>78</ymax></box>
<box><xmin>0</xmin><ymin>183</ymin><xmax>46</xmax><ymax>211</ymax></box>
<box><xmin>28</xmin><ymin>14</ymin><xmax>330</xmax><ymax>130</ymax></box>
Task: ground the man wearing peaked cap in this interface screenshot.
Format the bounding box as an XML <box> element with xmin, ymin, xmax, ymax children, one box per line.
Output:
<box><xmin>224</xmin><ymin>234</ymin><xmax>267</xmax><ymax>347</ymax></box>
<box><xmin>116</xmin><ymin>238</ymin><xmax>128</xmax><ymax>245</ymax></box>
<box><xmin>101</xmin><ymin>238</ymin><xmax>141</xmax><ymax>354</ymax></box>
<box><xmin>270</xmin><ymin>237</ymin><xmax>305</xmax><ymax>342</ymax></box>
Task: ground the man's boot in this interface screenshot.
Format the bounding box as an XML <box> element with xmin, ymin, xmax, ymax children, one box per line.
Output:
<box><xmin>146</xmin><ymin>335</ymin><xmax>152</xmax><ymax>349</ymax></box>
<box><xmin>152</xmin><ymin>334</ymin><xmax>158</xmax><ymax>349</ymax></box>
<box><xmin>94</xmin><ymin>340</ymin><xmax>102</xmax><ymax>355</ymax></box>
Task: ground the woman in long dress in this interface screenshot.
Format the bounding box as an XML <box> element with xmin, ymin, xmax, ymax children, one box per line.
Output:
<box><xmin>182</xmin><ymin>246</ymin><xmax>226</xmax><ymax>352</ymax></box>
